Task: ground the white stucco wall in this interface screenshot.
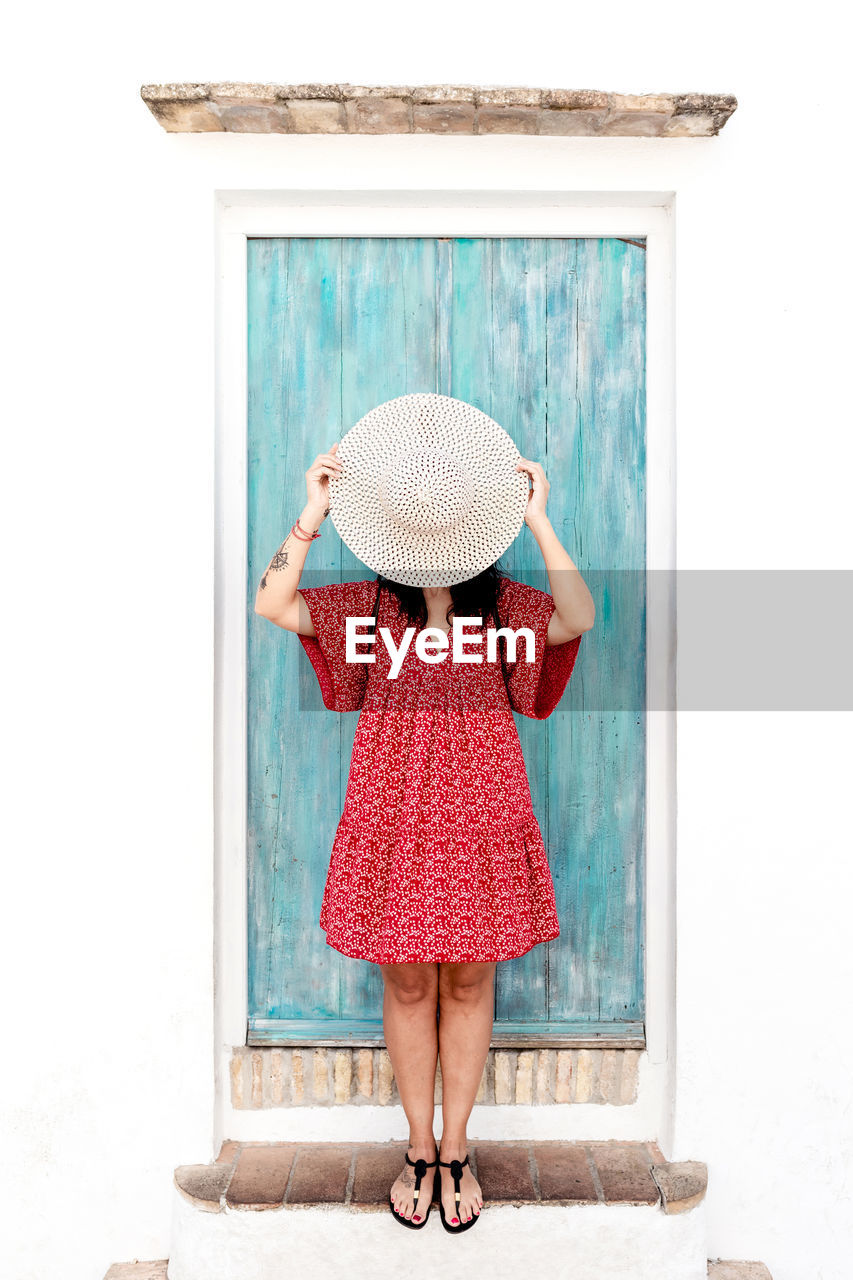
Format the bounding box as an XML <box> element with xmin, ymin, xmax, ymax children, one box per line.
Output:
<box><xmin>3</xmin><ymin>5</ymin><xmax>850</xmax><ymax>1280</ymax></box>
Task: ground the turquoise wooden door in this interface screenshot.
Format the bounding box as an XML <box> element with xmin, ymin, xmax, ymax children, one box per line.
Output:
<box><xmin>246</xmin><ymin>237</ymin><xmax>645</xmax><ymax>1045</ymax></box>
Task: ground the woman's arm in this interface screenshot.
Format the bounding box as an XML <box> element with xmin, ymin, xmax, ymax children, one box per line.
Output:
<box><xmin>516</xmin><ymin>457</ymin><xmax>596</xmax><ymax>645</ymax></box>
<box><xmin>253</xmin><ymin>442</ymin><xmax>343</xmax><ymax>635</ymax></box>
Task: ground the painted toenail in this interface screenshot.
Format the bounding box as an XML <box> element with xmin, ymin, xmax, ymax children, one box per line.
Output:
<box><xmin>451</xmin><ymin>1216</ymin><xmax>459</xmax><ymax>1223</ymax></box>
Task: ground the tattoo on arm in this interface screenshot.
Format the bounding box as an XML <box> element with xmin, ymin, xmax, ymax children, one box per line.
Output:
<box><xmin>259</xmin><ymin>538</ymin><xmax>291</xmax><ymax>591</ymax></box>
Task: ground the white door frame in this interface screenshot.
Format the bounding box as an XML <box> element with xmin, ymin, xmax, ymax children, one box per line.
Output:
<box><xmin>214</xmin><ymin>192</ymin><xmax>676</xmax><ymax>1146</ymax></box>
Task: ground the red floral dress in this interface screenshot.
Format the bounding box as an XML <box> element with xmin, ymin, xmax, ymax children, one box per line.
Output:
<box><xmin>297</xmin><ymin>575</ymin><xmax>582</xmax><ymax>964</ymax></box>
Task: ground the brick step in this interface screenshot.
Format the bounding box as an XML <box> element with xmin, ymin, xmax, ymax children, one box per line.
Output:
<box><xmin>183</xmin><ymin>1137</ymin><xmax>684</xmax><ymax>1210</ymax></box>
<box><xmin>137</xmin><ymin>1138</ymin><xmax>773</xmax><ymax>1280</ymax></box>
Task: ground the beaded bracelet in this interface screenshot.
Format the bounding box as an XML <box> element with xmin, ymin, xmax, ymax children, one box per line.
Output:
<box><xmin>291</xmin><ymin>519</ymin><xmax>321</xmax><ymax>541</ymax></box>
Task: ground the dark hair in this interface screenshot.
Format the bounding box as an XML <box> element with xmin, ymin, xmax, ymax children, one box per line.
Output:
<box><xmin>371</xmin><ymin>561</ymin><xmax>512</xmax><ymax>631</ymax></box>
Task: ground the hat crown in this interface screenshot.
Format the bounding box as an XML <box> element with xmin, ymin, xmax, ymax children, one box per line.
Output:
<box><xmin>377</xmin><ymin>448</ymin><xmax>475</xmax><ymax>535</ymax></box>
<box><xmin>328</xmin><ymin>392</ymin><xmax>527</xmax><ymax>587</ymax></box>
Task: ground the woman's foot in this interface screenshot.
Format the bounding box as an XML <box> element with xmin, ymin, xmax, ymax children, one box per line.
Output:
<box><xmin>390</xmin><ymin>1142</ymin><xmax>438</xmax><ymax>1223</ymax></box>
<box><xmin>438</xmin><ymin>1140</ymin><xmax>483</xmax><ymax>1225</ymax></box>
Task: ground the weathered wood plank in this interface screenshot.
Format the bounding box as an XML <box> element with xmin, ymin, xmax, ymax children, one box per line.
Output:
<box><xmin>248</xmin><ymin>237</ymin><xmax>345</xmax><ymax>1022</ymax></box>
<box><xmin>247</xmin><ymin>1017</ymin><xmax>645</xmax><ymax>1046</ymax></box>
<box><xmin>546</xmin><ymin>238</ymin><xmax>646</xmax><ymax>1024</ymax></box>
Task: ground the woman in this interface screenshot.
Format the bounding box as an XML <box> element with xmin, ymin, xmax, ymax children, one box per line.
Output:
<box><xmin>255</xmin><ymin>441</ymin><xmax>595</xmax><ymax>1232</ymax></box>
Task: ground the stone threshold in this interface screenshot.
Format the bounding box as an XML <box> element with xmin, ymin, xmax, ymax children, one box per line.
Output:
<box><xmin>140</xmin><ymin>84</ymin><xmax>737</xmax><ymax>137</ymax></box>
<box><xmin>174</xmin><ymin>1138</ymin><xmax>707</xmax><ymax>1214</ymax></box>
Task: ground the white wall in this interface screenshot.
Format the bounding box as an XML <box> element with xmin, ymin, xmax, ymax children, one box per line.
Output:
<box><xmin>3</xmin><ymin>4</ymin><xmax>850</xmax><ymax>1280</ymax></box>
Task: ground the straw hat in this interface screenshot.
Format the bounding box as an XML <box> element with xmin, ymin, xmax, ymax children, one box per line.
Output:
<box><xmin>327</xmin><ymin>393</ymin><xmax>529</xmax><ymax>588</ymax></box>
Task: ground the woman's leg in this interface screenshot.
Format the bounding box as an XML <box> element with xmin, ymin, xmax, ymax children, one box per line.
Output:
<box><xmin>379</xmin><ymin>961</ymin><xmax>440</xmax><ymax>1221</ymax></box>
<box><xmin>436</xmin><ymin>961</ymin><xmax>496</xmax><ymax>1223</ymax></box>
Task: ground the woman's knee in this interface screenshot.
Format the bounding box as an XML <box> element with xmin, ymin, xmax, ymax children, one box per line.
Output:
<box><xmin>380</xmin><ymin>961</ymin><xmax>439</xmax><ymax>1004</ymax></box>
<box><xmin>438</xmin><ymin>961</ymin><xmax>496</xmax><ymax>1002</ymax></box>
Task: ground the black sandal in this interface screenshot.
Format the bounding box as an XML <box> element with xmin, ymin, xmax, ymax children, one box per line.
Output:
<box><xmin>389</xmin><ymin>1147</ymin><xmax>438</xmax><ymax>1229</ymax></box>
<box><xmin>437</xmin><ymin>1152</ymin><xmax>480</xmax><ymax>1233</ymax></box>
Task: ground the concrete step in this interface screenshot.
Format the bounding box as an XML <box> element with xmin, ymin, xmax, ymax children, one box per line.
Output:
<box><xmin>104</xmin><ymin>1263</ymin><xmax>774</xmax><ymax>1279</ymax></box>
<box><xmin>163</xmin><ymin>1138</ymin><xmax>725</xmax><ymax>1280</ymax></box>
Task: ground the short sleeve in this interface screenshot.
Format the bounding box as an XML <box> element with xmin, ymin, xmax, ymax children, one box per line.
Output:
<box><xmin>296</xmin><ymin>579</ymin><xmax>379</xmax><ymax>712</ymax></box>
<box><xmin>496</xmin><ymin>577</ymin><xmax>583</xmax><ymax>720</ymax></box>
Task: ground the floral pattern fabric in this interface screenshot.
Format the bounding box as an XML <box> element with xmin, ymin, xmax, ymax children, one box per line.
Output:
<box><xmin>297</xmin><ymin>575</ymin><xmax>582</xmax><ymax>964</ymax></box>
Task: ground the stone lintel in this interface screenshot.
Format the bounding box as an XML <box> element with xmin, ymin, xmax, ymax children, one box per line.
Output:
<box><xmin>139</xmin><ymin>84</ymin><xmax>738</xmax><ymax>135</ymax></box>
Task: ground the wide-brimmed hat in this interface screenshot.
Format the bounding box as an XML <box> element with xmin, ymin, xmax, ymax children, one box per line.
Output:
<box><xmin>327</xmin><ymin>393</ymin><xmax>529</xmax><ymax>588</ymax></box>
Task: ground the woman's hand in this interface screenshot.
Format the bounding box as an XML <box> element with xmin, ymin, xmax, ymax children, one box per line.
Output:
<box><xmin>515</xmin><ymin>457</ymin><xmax>550</xmax><ymax>528</ymax></box>
<box><xmin>514</xmin><ymin>456</ymin><xmax>595</xmax><ymax>642</ymax></box>
<box><xmin>305</xmin><ymin>442</ymin><xmax>343</xmax><ymax>519</ymax></box>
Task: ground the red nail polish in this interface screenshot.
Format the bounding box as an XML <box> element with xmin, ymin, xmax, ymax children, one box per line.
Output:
<box><xmin>451</xmin><ymin>1217</ymin><xmax>459</xmax><ymax>1223</ymax></box>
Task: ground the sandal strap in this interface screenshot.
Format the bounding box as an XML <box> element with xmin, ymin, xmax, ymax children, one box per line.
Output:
<box><xmin>405</xmin><ymin>1149</ymin><xmax>438</xmax><ymax>1204</ymax></box>
<box><xmin>438</xmin><ymin>1153</ymin><xmax>469</xmax><ymax>1169</ymax></box>
<box><xmin>439</xmin><ymin>1153</ymin><xmax>469</xmax><ymax>1205</ymax></box>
